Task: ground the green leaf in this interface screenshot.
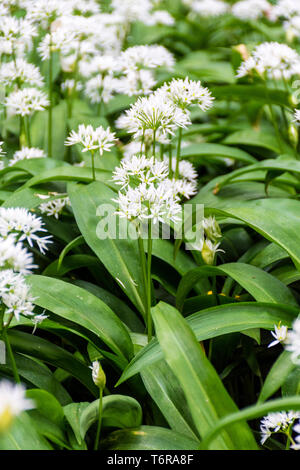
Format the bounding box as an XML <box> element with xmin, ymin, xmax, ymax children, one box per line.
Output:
<box><xmin>258</xmin><ymin>351</ymin><xmax>296</xmax><ymax>403</ymax></box>
<box><xmin>117</xmin><ymin>302</ymin><xmax>297</xmax><ymax>385</ymax></box>
<box><xmin>200</xmin><ymin>396</ymin><xmax>300</xmax><ymax>450</ymax></box>
<box><xmin>151</xmin><ymin>302</ymin><xmax>258</xmax><ymax>449</ymax></box>
<box><xmin>181</xmin><ymin>143</ymin><xmax>256</xmax><ymax>164</ymax></box>
<box><xmin>0</xmin><ymin>413</ymin><xmax>53</xmax><ymax>450</ymax></box>
<box><xmin>141</xmin><ymin>360</ymin><xmax>199</xmax><ymax>441</ymax></box>
<box><xmin>102</xmin><ymin>426</ymin><xmax>199</xmax><ymax>450</ymax></box>
<box><xmin>68</xmin><ymin>181</ymin><xmax>146</xmax><ymax>315</ymax></box>
<box><xmin>176</xmin><ymin>263</ymin><xmax>297</xmax><ymax>311</ymax></box>
<box><xmin>27</xmin><ymin>275</ymin><xmax>133</xmax><ymax>362</ymax></box>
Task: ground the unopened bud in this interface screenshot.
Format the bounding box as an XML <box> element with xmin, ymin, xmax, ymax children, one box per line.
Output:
<box><xmin>90</xmin><ymin>361</ymin><xmax>106</xmax><ymax>390</ymax></box>
<box><xmin>288</xmin><ymin>123</ymin><xmax>299</xmax><ymax>149</ymax></box>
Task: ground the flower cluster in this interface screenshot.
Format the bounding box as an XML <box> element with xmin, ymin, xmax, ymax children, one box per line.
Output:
<box><xmin>0</xmin><ymin>380</ymin><xmax>34</xmax><ymax>433</ymax></box>
<box><xmin>260</xmin><ymin>411</ymin><xmax>300</xmax><ymax>445</ymax></box>
<box><xmin>112</xmin><ymin>155</ymin><xmax>182</xmax><ymax>225</ymax></box>
<box><xmin>65</xmin><ymin>124</ymin><xmax>116</xmax><ymax>155</ymax></box>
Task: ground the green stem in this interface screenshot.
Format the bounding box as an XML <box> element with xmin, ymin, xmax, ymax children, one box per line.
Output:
<box><xmin>2</xmin><ymin>325</ymin><xmax>20</xmax><ymax>383</ymax></box>
<box><xmin>152</xmin><ymin>129</ymin><xmax>156</xmax><ymax>158</ymax></box>
<box><xmin>168</xmin><ymin>143</ymin><xmax>173</xmax><ymax>178</ymax></box>
<box><xmin>138</xmin><ymin>233</ymin><xmax>148</xmax><ymax>321</ymax></box>
<box><xmin>175</xmin><ymin>127</ymin><xmax>182</xmax><ymax>179</ymax></box>
<box><xmin>90</xmin><ymin>150</ymin><xmax>96</xmax><ymax>181</ymax></box>
<box><xmin>94</xmin><ymin>388</ymin><xmax>103</xmax><ymax>451</ymax></box>
<box><xmin>147</xmin><ymin>219</ymin><xmax>153</xmax><ymax>343</ymax></box>
<box><xmin>24</xmin><ymin>115</ymin><xmax>31</xmax><ymax>147</ymax></box>
<box><xmin>48</xmin><ymin>45</ymin><xmax>53</xmax><ymax>157</ymax></box>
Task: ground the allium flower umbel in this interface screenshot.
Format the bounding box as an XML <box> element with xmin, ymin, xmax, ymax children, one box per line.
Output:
<box><xmin>260</xmin><ymin>411</ymin><xmax>300</xmax><ymax>445</ymax></box>
<box><xmin>112</xmin><ymin>155</ymin><xmax>182</xmax><ymax>225</ymax></box>
<box><xmin>0</xmin><ymin>381</ymin><xmax>34</xmax><ymax>433</ymax></box>
<box><xmin>158</xmin><ymin>78</ymin><xmax>214</xmax><ymax>112</ymax></box>
<box><xmin>0</xmin><ymin>207</ymin><xmax>52</xmax><ymax>254</ymax></box>
<box><xmin>285</xmin><ymin>317</ymin><xmax>300</xmax><ymax>364</ymax></box>
<box><xmin>268</xmin><ymin>322</ymin><xmax>288</xmax><ymax>348</ymax></box>
<box><xmin>122</xmin><ymin>94</ymin><xmax>191</xmax><ymax>139</ymax></box>
<box><xmin>0</xmin><ymin>270</ymin><xmax>36</xmax><ymax>322</ymax></box>
<box><xmin>65</xmin><ymin>124</ymin><xmax>116</xmax><ymax>155</ymax></box>
<box><xmin>236</xmin><ymin>42</ymin><xmax>300</xmax><ymax>80</ymax></box>
<box><xmin>5</xmin><ymin>88</ymin><xmax>49</xmax><ymax>117</ymax></box>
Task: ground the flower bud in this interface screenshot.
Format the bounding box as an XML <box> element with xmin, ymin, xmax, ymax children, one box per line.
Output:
<box><xmin>201</xmin><ymin>239</ymin><xmax>224</xmax><ymax>265</ymax></box>
<box><xmin>90</xmin><ymin>361</ymin><xmax>106</xmax><ymax>390</ymax></box>
<box><xmin>288</xmin><ymin>123</ymin><xmax>299</xmax><ymax>149</ymax></box>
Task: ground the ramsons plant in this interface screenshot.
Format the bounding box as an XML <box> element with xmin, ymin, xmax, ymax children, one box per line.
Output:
<box><xmin>0</xmin><ymin>0</ymin><xmax>300</xmax><ymax>452</ymax></box>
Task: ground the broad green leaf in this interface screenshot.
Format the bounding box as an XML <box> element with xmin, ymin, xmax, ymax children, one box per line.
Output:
<box><xmin>27</xmin><ymin>275</ymin><xmax>133</xmax><ymax>361</ymax></box>
<box><xmin>0</xmin><ymin>413</ymin><xmax>53</xmax><ymax>450</ymax></box>
<box><xmin>102</xmin><ymin>426</ymin><xmax>199</xmax><ymax>450</ymax></box>
<box><xmin>176</xmin><ymin>263</ymin><xmax>297</xmax><ymax>311</ymax></box>
<box><xmin>117</xmin><ymin>302</ymin><xmax>298</xmax><ymax>385</ymax></box>
<box><xmin>181</xmin><ymin>143</ymin><xmax>256</xmax><ymax>164</ymax></box>
<box><xmin>258</xmin><ymin>351</ymin><xmax>296</xmax><ymax>403</ymax></box>
<box><xmin>151</xmin><ymin>302</ymin><xmax>258</xmax><ymax>449</ymax></box>
<box><xmin>68</xmin><ymin>181</ymin><xmax>146</xmax><ymax>315</ymax></box>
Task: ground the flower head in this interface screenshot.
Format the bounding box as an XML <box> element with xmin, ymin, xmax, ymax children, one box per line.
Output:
<box><xmin>65</xmin><ymin>124</ymin><xmax>116</xmax><ymax>155</ymax></box>
<box><xmin>0</xmin><ymin>381</ymin><xmax>34</xmax><ymax>433</ymax></box>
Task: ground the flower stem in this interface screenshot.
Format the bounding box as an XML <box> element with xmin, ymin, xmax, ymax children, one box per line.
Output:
<box><xmin>138</xmin><ymin>233</ymin><xmax>148</xmax><ymax>322</ymax></box>
<box><xmin>175</xmin><ymin>127</ymin><xmax>182</xmax><ymax>179</ymax></box>
<box><xmin>147</xmin><ymin>219</ymin><xmax>153</xmax><ymax>342</ymax></box>
<box><xmin>168</xmin><ymin>143</ymin><xmax>173</xmax><ymax>177</ymax></box>
<box><xmin>48</xmin><ymin>43</ymin><xmax>53</xmax><ymax>157</ymax></box>
<box><xmin>2</xmin><ymin>325</ymin><xmax>20</xmax><ymax>384</ymax></box>
<box><xmin>152</xmin><ymin>129</ymin><xmax>156</xmax><ymax>158</ymax></box>
<box><xmin>24</xmin><ymin>115</ymin><xmax>31</xmax><ymax>147</ymax></box>
<box><xmin>90</xmin><ymin>150</ymin><xmax>96</xmax><ymax>181</ymax></box>
<box><xmin>93</xmin><ymin>388</ymin><xmax>103</xmax><ymax>451</ymax></box>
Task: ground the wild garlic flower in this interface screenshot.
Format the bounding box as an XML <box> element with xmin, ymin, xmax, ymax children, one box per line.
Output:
<box><xmin>116</xmin><ymin>69</ymin><xmax>156</xmax><ymax>97</ymax></box>
<box><xmin>231</xmin><ymin>0</ymin><xmax>272</xmax><ymax>21</ymax></box>
<box><xmin>144</xmin><ymin>10</ymin><xmax>175</xmax><ymax>26</ymax></box>
<box><xmin>65</xmin><ymin>124</ymin><xmax>116</xmax><ymax>155</ymax></box>
<box><xmin>112</xmin><ymin>155</ymin><xmax>182</xmax><ymax>225</ymax></box>
<box><xmin>39</xmin><ymin>197</ymin><xmax>70</xmax><ymax>219</ymax></box>
<box><xmin>190</xmin><ymin>0</ymin><xmax>229</xmax><ymax>17</ymax></box>
<box><xmin>26</xmin><ymin>0</ymin><xmax>69</xmax><ymax>27</ymax></box>
<box><xmin>269</xmin><ymin>0</ymin><xmax>300</xmax><ymax>22</ymax></box>
<box><xmin>5</xmin><ymin>88</ymin><xmax>49</xmax><ymax>116</ymax></box>
<box><xmin>202</xmin><ymin>216</ymin><xmax>222</xmax><ymax>242</ymax></box>
<box><xmin>0</xmin><ymin>142</ymin><xmax>5</xmax><ymax>158</ymax></box>
<box><xmin>0</xmin><ymin>207</ymin><xmax>52</xmax><ymax>254</ymax></box>
<box><xmin>0</xmin><ymin>381</ymin><xmax>34</xmax><ymax>433</ymax></box>
<box><xmin>121</xmin><ymin>94</ymin><xmax>191</xmax><ymax>139</ymax></box>
<box><xmin>61</xmin><ymin>79</ymin><xmax>83</xmax><ymax>95</ymax></box>
<box><xmin>85</xmin><ymin>75</ymin><xmax>116</xmax><ymax>103</ymax></box>
<box><xmin>119</xmin><ymin>45</ymin><xmax>174</xmax><ymax>72</ymax></box>
<box><xmin>201</xmin><ymin>239</ymin><xmax>224</xmax><ymax>265</ymax></box>
<box><xmin>0</xmin><ymin>236</ymin><xmax>37</xmax><ymax>274</ymax></box>
<box><xmin>268</xmin><ymin>322</ymin><xmax>289</xmax><ymax>348</ymax></box>
<box><xmin>285</xmin><ymin>317</ymin><xmax>300</xmax><ymax>365</ymax></box>
<box><xmin>32</xmin><ymin>312</ymin><xmax>49</xmax><ymax>334</ymax></box>
<box><xmin>158</xmin><ymin>78</ymin><xmax>214</xmax><ymax>112</ymax></box>
<box><xmin>0</xmin><ymin>59</ymin><xmax>44</xmax><ymax>87</ymax></box>
<box><xmin>260</xmin><ymin>412</ymin><xmax>300</xmax><ymax>445</ymax></box>
<box><xmin>291</xmin><ymin>423</ymin><xmax>300</xmax><ymax>450</ymax></box>
<box><xmin>38</xmin><ymin>31</ymin><xmax>77</xmax><ymax>61</ymax></box>
<box><xmin>236</xmin><ymin>42</ymin><xmax>300</xmax><ymax>80</ymax></box>
<box><xmin>8</xmin><ymin>147</ymin><xmax>46</xmax><ymax>167</ymax></box>
<box><xmin>71</xmin><ymin>0</ymin><xmax>101</xmax><ymax>16</ymax></box>
<box><xmin>0</xmin><ymin>269</ymin><xmax>36</xmax><ymax>322</ymax></box>
<box><xmin>0</xmin><ymin>15</ymin><xmax>37</xmax><ymax>55</ymax></box>
<box><xmin>294</xmin><ymin>109</ymin><xmax>300</xmax><ymax>124</ymax></box>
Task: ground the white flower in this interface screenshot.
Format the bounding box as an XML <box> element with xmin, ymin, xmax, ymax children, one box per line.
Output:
<box><xmin>32</xmin><ymin>312</ymin><xmax>48</xmax><ymax>334</ymax></box>
<box><xmin>191</xmin><ymin>0</ymin><xmax>229</xmax><ymax>17</ymax></box>
<box><xmin>119</xmin><ymin>45</ymin><xmax>174</xmax><ymax>72</ymax></box>
<box><xmin>0</xmin><ymin>269</ymin><xmax>36</xmax><ymax>322</ymax></box>
<box><xmin>112</xmin><ymin>155</ymin><xmax>182</xmax><ymax>225</ymax></box>
<box><xmin>122</xmin><ymin>93</ymin><xmax>191</xmax><ymax>139</ymax></box>
<box><xmin>0</xmin><ymin>59</ymin><xmax>44</xmax><ymax>87</ymax></box>
<box><xmin>291</xmin><ymin>423</ymin><xmax>300</xmax><ymax>450</ymax></box>
<box><xmin>268</xmin><ymin>323</ymin><xmax>289</xmax><ymax>348</ymax></box>
<box><xmin>158</xmin><ymin>78</ymin><xmax>214</xmax><ymax>112</ymax></box>
<box><xmin>0</xmin><ymin>142</ymin><xmax>5</xmax><ymax>158</ymax></box>
<box><xmin>38</xmin><ymin>30</ymin><xmax>77</xmax><ymax>61</ymax></box>
<box><xmin>285</xmin><ymin>317</ymin><xmax>300</xmax><ymax>365</ymax></box>
<box><xmin>0</xmin><ymin>207</ymin><xmax>52</xmax><ymax>254</ymax></box>
<box><xmin>232</xmin><ymin>0</ymin><xmax>272</xmax><ymax>21</ymax></box>
<box><xmin>260</xmin><ymin>411</ymin><xmax>300</xmax><ymax>445</ymax></box>
<box><xmin>0</xmin><ymin>380</ymin><xmax>34</xmax><ymax>432</ymax></box>
<box><xmin>294</xmin><ymin>109</ymin><xmax>300</xmax><ymax>124</ymax></box>
<box><xmin>5</xmin><ymin>88</ymin><xmax>49</xmax><ymax>117</ymax></box>
<box><xmin>8</xmin><ymin>147</ymin><xmax>46</xmax><ymax>167</ymax></box>
<box><xmin>115</xmin><ymin>69</ymin><xmax>156</xmax><ymax>97</ymax></box>
<box><xmin>0</xmin><ymin>236</ymin><xmax>37</xmax><ymax>274</ymax></box>
<box><xmin>236</xmin><ymin>42</ymin><xmax>300</xmax><ymax>80</ymax></box>
<box><xmin>39</xmin><ymin>197</ymin><xmax>70</xmax><ymax>219</ymax></box>
<box><xmin>270</xmin><ymin>0</ymin><xmax>300</xmax><ymax>22</ymax></box>
<box><xmin>90</xmin><ymin>360</ymin><xmax>106</xmax><ymax>389</ymax></box>
<box><xmin>0</xmin><ymin>15</ymin><xmax>37</xmax><ymax>55</ymax></box>
<box><xmin>202</xmin><ymin>216</ymin><xmax>222</xmax><ymax>242</ymax></box>
<box><xmin>85</xmin><ymin>74</ymin><xmax>116</xmax><ymax>103</ymax></box>
<box><xmin>65</xmin><ymin>124</ymin><xmax>116</xmax><ymax>155</ymax></box>
<box><xmin>26</xmin><ymin>0</ymin><xmax>69</xmax><ymax>26</ymax></box>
